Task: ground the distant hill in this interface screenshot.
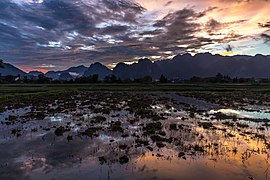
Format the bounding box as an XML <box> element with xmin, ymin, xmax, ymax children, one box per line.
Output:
<box><xmin>114</xmin><ymin>58</ymin><xmax>162</xmax><ymax>80</ymax></box>
<box><xmin>155</xmin><ymin>53</ymin><xmax>270</xmax><ymax>79</ymax></box>
<box><xmin>61</xmin><ymin>65</ymin><xmax>88</xmax><ymax>78</ymax></box>
<box><xmin>45</xmin><ymin>65</ymin><xmax>88</xmax><ymax>80</ymax></box>
<box><xmin>45</xmin><ymin>71</ymin><xmax>61</xmax><ymax>80</ymax></box>
<box><xmin>113</xmin><ymin>53</ymin><xmax>270</xmax><ymax>80</ymax></box>
<box><xmin>28</xmin><ymin>71</ymin><xmax>44</xmax><ymax>77</ymax></box>
<box><xmin>84</xmin><ymin>62</ymin><xmax>112</xmax><ymax>79</ymax></box>
<box><xmin>0</xmin><ymin>62</ymin><xmax>28</xmax><ymax>77</ymax></box>
<box><xmin>2</xmin><ymin>53</ymin><xmax>270</xmax><ymax>80</ymax></box>
<box><xmin>59</xmin><ymin>72</ymin><xmax>73</xmax><ymax>81</ymax></box>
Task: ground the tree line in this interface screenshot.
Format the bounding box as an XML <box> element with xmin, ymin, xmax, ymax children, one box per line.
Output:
<box><xmin>0</xmin><ymin>72</ymin><xmax>267</xmax><ymax>84</ymax></box>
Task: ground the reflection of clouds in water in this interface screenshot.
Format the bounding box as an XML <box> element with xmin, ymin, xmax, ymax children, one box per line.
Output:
<box><xmin>83</xmin><ymin>113</ymin><xmax>95</xmax><ymax>120</ymax></box>
<box><xmin>151</xmin><ymin>104</ymin><xmax>163</xmax><ymax>109</ymax></box>
<box><xmin>98</xmin><ymin>134</ymin><xmax>123</xmax><ymax>142</ymax></box>
<box><xmin>209</xmin><ymin>108</ymin><xmax>270</xmax><ymax>120</ymax></box>
<box><xmin>48</xmin><ymin>116</ymin><xmax>63</xmax><ymax>122</ymax></box>
<box><xmin>1</xmin><ymin>92</ymin><xmax>270</xmax><ymax>179</ymax></box>
<box><xmin>152</xmin><ymin>103</ymin><xmax>187</xmax><ymax>118</ymax></box>
<box><xmin>128</xmin><ymin>125</ymin><xmax>140</xmax><ymax>130</ymax></box>
<box><xmin>45</xmin><ymin>114</ymin><xmax>72</xmax><ymax>122</ymax></box>
<box><xmin>0</xmin><ymin>107</ymin><xmax>31</xmax><ymax>121</ymax></box>
<box><xmin>69</xmin><ymin>122</ymin><xmax>80</xmax><ymax>132</ymax></box>
<box><xmin>17</xmin><ymin>156</ymin><xmax>47</xmax><ymax>172</ymax></box>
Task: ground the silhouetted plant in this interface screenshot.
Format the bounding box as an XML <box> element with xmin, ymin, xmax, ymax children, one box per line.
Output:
<box><xmin>159</xmin><ymin>74</ymin><xmax>168</xmax><ymax>83</ymax></box>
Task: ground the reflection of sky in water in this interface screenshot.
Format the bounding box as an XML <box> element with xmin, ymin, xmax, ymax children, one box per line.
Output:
<box><xmin>210</xmin><ymin>109</ymin><xmax>270</xmax><ymax>120</ymax></box>
<box><xmin>128</xmin><ymin>125</ymin><xmax>139</xmax><ymax>130</ymax></box>
<box><xmin>151</xmin><ymin>105</ymin><xmax>163</xmax><ymax>109</ymax></box>
<box><xmin>1</xmin><ymin>93</ymin><xmax>270</xmax><ymax>179</ymax></box>
<box><xmin>164</xmin><ymin>93</ymin><xmax>218</xmax><ymax>110</ymax></box>
<box><xmin>47</xmin><ymin>116</ymin><xmax>63</xmax><ymax>122</ymax></box>
<box><xmin>69</xmin><ymin>122</ymin><xmax>80</xmax><ymax>132</ymax></box>
<box><xmin>98</xmin><ymin>134</ymin><xmax>124</xmax><ymax>142</ymax></box>
<box><xmin>0</xmin><ymin>107</ymin><xmax>31</xmax><ymax>121</ymax></box>
<box><xmin>45</xmin><ymin>114</ymin><xmax>73</xmax><ymax>122</ymax></box>
<box><xmin>83</xmin><ymin>113</ymin><xmax>95</xmax><ymax>120</ymax></box>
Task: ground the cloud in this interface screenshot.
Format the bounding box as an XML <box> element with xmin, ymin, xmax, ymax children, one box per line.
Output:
<box><xmin>258</xmin><ymin>21</ymin><xmax>270</xmax><ymax>44</ymax></box>
<box><xmin>205</xmin><ymin>18</ymin><xmax>247</xmax><ymax>34</ymax></box>
<box><xmin>164</xmin><ymin>1</ymin><xmax>173</xmax><ymax>7</ymax></box>
<box><xmin>219</xmin><ymin>0</ymin><xmax>269</xmax><ymax>3</ymax></box>
<box><xmin>148</xmin><ymin>8</ymin><xmax>206</xmax><ymax>54</ymax></box>
<box><xmin>261</xmin><ymin>33</ymin><xmax>270</xmax><ymax>43</ymax></box>
<box><xmin>0</xmin><ymin>0</ymin><xmax>269</xmax><ymax>71</ymax></box>
<box><xmin>258</xmin><ymin>21</ymin><xmax>270</xmax><ymax>28</ymax></box>
<box><xmin>0</xmin><ymin>0</ymin><xmax>146</xmax><ymax>67</ymax></box>
<box><xmin>205</xmin><ymin>19</ymin><xmax>221</xmax><ymax>33</ymax></box>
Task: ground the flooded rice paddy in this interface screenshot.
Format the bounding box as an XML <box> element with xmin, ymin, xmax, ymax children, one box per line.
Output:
<box><xmin>1</xmin><ymin>91</ymin><xmax>270</xmax><ymax>180</ymax></box>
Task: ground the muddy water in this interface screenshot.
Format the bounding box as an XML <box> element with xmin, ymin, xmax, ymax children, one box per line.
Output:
<box><xmin>0</xmin><ymin>92</ymin><xmax>270</xmax><ymax>180</ymax></box>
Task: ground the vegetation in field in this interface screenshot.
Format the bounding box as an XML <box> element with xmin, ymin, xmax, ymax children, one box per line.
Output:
<box><xmin>1</xmin><ymin>84</ymin><xmax>270</xmax><ymax>179</ymax></box>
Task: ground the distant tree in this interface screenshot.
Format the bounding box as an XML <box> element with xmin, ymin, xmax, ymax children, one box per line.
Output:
<box><xmin>111</xmin><ymin>74</ymin><xmax>117</xmax><ymax>83</ymax></box>
<box><xmin>104</xmin><ymin>75</ymin><xmax>118</xmax><ymax>83</ymax></box>
<box><xmin>0</xmin><ymin>59</ymin><xmax>4</xmax><ymax>68</ymax></box>
<box><xmin>0</xmin><ymin>59</ymin><xmax>3</xmax><ymax>82</ymax></box>
<box><xmin>135</xmin><ymin>76</ymin><xmax>153</xmax><ymax>83</ymax></box>
<box><xmin>4</xmin><ymin>75</ymin><xmax>16</xmax><ymax>83</ymax></box>
<box><xmin>223</xmin><ymin>75</ymin><xmax>232</xmax><ymax>83</ymax></box>
<box><xmin>22</xmin><ymin>76</ymin><xmax>31</xmax><ymax>83</ymax></box>
<box><xmin>117</xmin><ymin>77</ymin><xmax>122</xmax><ymax>83</ymax></box>
<box><xmin>76</xmin><ymin>74</ymin><xmax>99</xmax><ymax>83</ymax></box>
<box><xmin>215</xmin><ymin>73</ymin><xmax>223</xmax><ymax>83</ymax></box>
<box><xmin>190</xmin><ymin>76</ymin><xmax>202</xmax><ymax>83</ymax></box>
<box><xmin>104</xmin><ymin>76</ymin><xmax>110</xmax><ymax>83</ymax></box>
<box><xmin>92</xmin><ymin>74</ymin><xmax>99</xmax><ymax>83</ymax></box>
<box><xmin>232</xmin><ymin>77</ymin><xmax>238</xmax><ymax>83</ymax></box>
<box><xmin>159</xmin><ymin>74</ymin><xmax>168</xmax><ymax>83</ymax></box>
<box><xmin>212</xmin><ymin>73</ymin><xmax>232</xmax><ymax>83</ymax></box>
<box><xmin>37</xmin><ymin>74</ymin><xmax>51</xmax><ymax>83</ymax></box>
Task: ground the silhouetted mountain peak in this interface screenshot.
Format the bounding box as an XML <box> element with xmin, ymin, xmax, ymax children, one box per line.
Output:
<box><xmin>138</xmin><ymin>58</ymin><xmax>152</xmax><ymax>65</ymax></box>
<box><xmin>84</xmin><ymin>62</ymin><xmax>112</xmax><ymax>79</ymax></box>
<box><xmin>90</xmin><ymin>62</ymin><xmax>104</xmax><ymax>67</ymax></box>
<box><xmin>59</xmin><ymin>72</ymin><xmax>73</xmax><ymax>81</ymax></box>
<box><xmin>3</xmin><ymin>52</ymin><xmax>270</xmax><ymax>81</ymax></box>
<box><xmin>194</xmin><ymin>52</ymin><xmax>215</xmax><ymax>59</ymax></box>
<box><xmin>28</xmin><ymin>71</ymin><xmax>44</xmax><ymax>77</ymax></box>
<box><xmin>172</xmin><ymin>53</ymin><xmax>192</xmax><ymax>61</ymax></box>
<box><xmin>254</xmin><ymin>54</ymin><xmax>266</xmax><ymax>59</ymax></box>
<box><xmin>115</xmin><ymin>62</ymin><xmax>128</xmax><ymax>67</ymax></box>
<box><xmin>182</xmin><ymin>53</ymin><xmax>192</xmax><ymax>58</ymax></box>
<box><xmin>114</xmin><ymin>58</ymin><xmax>161</xmax><ymax>80</ymax></box>
<box><xmin>0</xmin><ymin>62</ymin><xmax>28</xmax><ymax>77</ymax></box>
<box><xmin>45</xmin><ymin>65</ymin><xmax>87</xmax><ymax>80</ymax></box>
<box><xmin>66</xmin><ymin>65</ymin><xmax>87</xmax><ymax>72</ymax></box>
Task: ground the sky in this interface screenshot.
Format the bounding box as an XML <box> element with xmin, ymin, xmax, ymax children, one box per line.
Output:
<box><xmin>0</xmin><ymin>0</ymin><xmax>269</xmax><ymax>72</ymax></box>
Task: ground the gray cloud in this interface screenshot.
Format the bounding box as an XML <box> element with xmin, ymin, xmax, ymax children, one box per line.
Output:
<box><xmin>259</xmin><ymin>21</ymin><xmax>270</xmax><ymax>28</ymax></box>
<box><xmin>258</xmin><ymin>21</ymin><xmax>270</xmax><ymax>44</ymax></box>
<box><xmin>149</xmin><ymin>8</ymin><xmax>206</xmax><ymax>54</ymax></box>
<box><xmin>0</xmin><ymin>0</ymin><xmax>146</xmax><ymax>68</ymax></box>
<box><xmin>164</xmin><ymin>1</ymin><xmax>173</xmax><ymax>6</ymax></box>
<box><xmin>205</xmin><ymin>19</ymin><xmax>221</xmax><ymax>33</ymax></box>
<box><xmin>205</xmin><ymin>18</ymin><xmax>247</xmax><ymax>35</ymax></box>
<box><xmin>261</xmin><ymin>33</ymin><xmax>270</xmax><ymax>43</ymax></box>
<box><xmin>0</xmin><ymin>0</ymin><xmax>251</xmax><ymax>71</ymax></box>
<box><xmin>220</xmin><ymin>0</ymin><xmax>269</xmax><ymax>3</ymax></box>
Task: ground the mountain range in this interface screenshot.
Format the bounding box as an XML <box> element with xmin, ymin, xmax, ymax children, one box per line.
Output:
<box><xmin>1</xmin><ymin>53</ymin><xmax>270</xmax><ymax>80</ymax></box>
<box><xmin>45</xmin><ymin>65</ymin><xmax>88</xmax><ymax>80</ymax></box>
<box><xmin>0</xmin><ymin>62</ymin><xmax>28</xmax><ymax>77</ymax></box>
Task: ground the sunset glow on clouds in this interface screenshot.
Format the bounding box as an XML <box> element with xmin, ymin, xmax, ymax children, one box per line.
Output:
<box><xmin>0</xmin><ymin>0</ymin><xmax>269</xmax><ymax>72</ymax></box>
